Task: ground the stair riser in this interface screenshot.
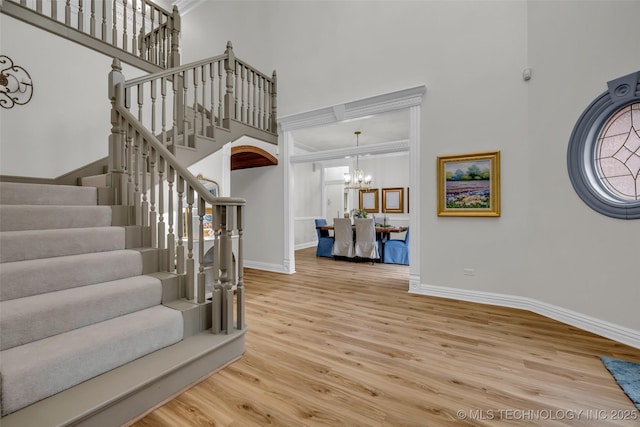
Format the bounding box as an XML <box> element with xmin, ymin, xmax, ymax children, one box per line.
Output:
<box><xmin>0</xmin><ymin>205</ymin><xmax>112</xmax><ymax>232</ymax></box>
<box><xmin>78</xmin><ymin>174</ymin><xmax>109</xmax><ymax>188</ymax></box>
<box><xmin>0</xmin><ymin>227</ymin><xmax>126</xmax><ymax>263</ymax></box>
<box><xmin>0</xmin><ymin>182</ymin><xmax>98</xmax><ymax>206</ymax></box>
<box><xmin>148</xmin><ymin>271</ymin><xmax>183</xmax><ymax>303</ymax></box>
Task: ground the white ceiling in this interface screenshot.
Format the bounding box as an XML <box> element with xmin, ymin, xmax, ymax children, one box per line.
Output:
<box><xmin>289</xmin><ymin>109</ymin><xmax>410</xmax><ymax>153</ymax></box>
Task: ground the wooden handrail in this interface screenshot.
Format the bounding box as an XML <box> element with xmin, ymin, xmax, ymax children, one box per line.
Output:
<box><xmin>116</xmin><ymin>41</ymin><xmax>277</xmax><ymax>155</ymax></box>
<box><xmin>109</xmin><ymin>58</ymin><xmax>246</xmax><ymax>334</ymax></box>
<box><xmin>4</xmin><ymin>0</ymin><xmax>180</xmax><ymax>70</ymax></box>
<box><xmin>115</xmin><ymin>103</ymin><xmax>245</xmax><ymax>207</ymax></box>
<box><xmin>123</xmin><ymin>53</ymin><xmax>229</xmax><ymax>88</ymax></box>
<box><xmin>106</xmin><ymin>39</ymin><xmax>277</xmax><ymax>334</ymax></box>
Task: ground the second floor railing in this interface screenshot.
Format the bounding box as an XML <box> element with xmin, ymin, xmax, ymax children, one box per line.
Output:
<box><xmin>8</xmin><ymin>0</ymin><xmax>180</xmax><ymax>69</ymax></box>
<box><xmin>120</xmin><ymin>41</ymin><xmax>277</xmax><ymax>150</ymax></box>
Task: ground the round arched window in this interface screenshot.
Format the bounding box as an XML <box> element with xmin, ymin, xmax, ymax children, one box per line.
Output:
<box><xmin>595</xmin><ymin>102</ymin><xmax>640</xmax><ymax>201</ymax></box>
<box><xmin>567</xmin><ymin>72</ymin><xmax>640</xmax><ymax>219</ymax></box>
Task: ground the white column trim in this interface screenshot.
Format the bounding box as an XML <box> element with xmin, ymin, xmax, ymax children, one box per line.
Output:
<box><xmin>282</xmin><ymin>129</ymin><xmax>296</xmax><ymax>274</ymax></box>
<box><xmin>408</xmin><ymin>105</ymin><xmax>421</xmax><ymax>291</ymax></box>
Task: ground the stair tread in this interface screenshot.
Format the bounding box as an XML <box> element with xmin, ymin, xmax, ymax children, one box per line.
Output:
<box><xmin>0</xmin><ymin>305</ymin><xmax>183</xmax><ymax>416</ymax></box>
<box><xmin>0</xmin><ymin>175</ymin><xmax>222</xmax><ymax>420</ymax></box>
<box><xmin>1</xmin><ymin>275</ymin><xmax>163</xmax><ymax>351</ymax></box>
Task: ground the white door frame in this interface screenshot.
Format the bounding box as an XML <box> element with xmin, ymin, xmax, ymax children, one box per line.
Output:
<box><xmin>279</xmin><ymin>85</ymin><xmax>426</xmax><ymax>291</ymax></box>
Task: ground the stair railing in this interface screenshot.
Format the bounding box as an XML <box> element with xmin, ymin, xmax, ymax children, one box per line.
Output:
<box><xmin>109</xmin><ymin>58</ymin><xmax>244</xmax><ymax>335</ymax></box>
<box><xmin>120</xmin><ymin>41</ymin><xmax>277</xmax><ymax>151</ymax></box>
<box><xmin>5</xmin><ymin>0</ymin><xmax>180</xmax><ymax>70</ymax></box>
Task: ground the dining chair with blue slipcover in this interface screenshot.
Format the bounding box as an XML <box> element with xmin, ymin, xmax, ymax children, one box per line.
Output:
<box><xmin>314</xmin><ymin>219</ymin><xmax>334</xmax><ymax>258</ymax></box>
<box><xmin>383</xmin><ymin>227</ymin><xmax>409</xmax><ymax>265</ymax></box>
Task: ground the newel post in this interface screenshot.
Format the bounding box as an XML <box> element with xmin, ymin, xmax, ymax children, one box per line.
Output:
<box><xmin>170</xmin><ymin>5</ymin><xmax>181</xmax><ymax>67</ymax></box>
<box><xmin>108</xmin><ymin>58</ymin><xmax>126</xmax><ymax>205</ymax></box>
<box><xmin>223</xmin><ymin>41</ymin><xmax>236</xmax><ymax>126</ymax></box>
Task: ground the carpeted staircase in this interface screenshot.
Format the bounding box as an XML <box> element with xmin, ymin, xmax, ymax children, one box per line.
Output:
<box><xmin>0</xmin><ymin>182</ymin><xmax>184</xmax><ymax>417</ymax></box>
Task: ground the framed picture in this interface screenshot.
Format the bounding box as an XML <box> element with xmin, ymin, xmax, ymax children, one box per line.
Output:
<box><xmin>437</xmin><ymin>151</ymin><xmax>500</xmax><ymax>217</ymax></box>
<box><xmin>359</xmin><ymin>188</ymin><xmax>379</xmax><ymax>213</ymax></box>
<box><xmin>382</xmin><ymin>187</ymin><xmax>404</xmax><ymax>213</ymax></box>
<box><xmin>183</xmin><ymin>207</ymin><xmax>214</xmax><ymax>238</ymax></box>
<box><xmin>197</xmin><ymin>174</ymin><xmax>219</xmax><ymax>197</ymax></box>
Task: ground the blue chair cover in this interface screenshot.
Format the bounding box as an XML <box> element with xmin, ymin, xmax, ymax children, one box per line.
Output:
<box><xmin>314</xmin><ymin>218</ymin><xmax>334</xmax><ymax>257</ymax></box>
<box><xmin>383</xmin><ymin>227</ymin><xmax>409</xmax><ymax>265</ymax></box>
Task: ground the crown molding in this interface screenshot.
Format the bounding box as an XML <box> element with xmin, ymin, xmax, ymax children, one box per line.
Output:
<box><xmin>289</xmin><ymin>139</ymin><xmax>409</xmax><ymax>164</ymax></box>
<box><xmin>279</xmin><ymin>85</ymin><xmax>426</xmax><ymax>132</ymax></box>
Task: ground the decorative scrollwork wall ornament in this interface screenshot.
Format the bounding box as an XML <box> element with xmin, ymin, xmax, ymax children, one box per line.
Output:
<box><xmin>0</xmin><ymin>55</ymin><xmax>34</xmax><ymax>109</ymax></box>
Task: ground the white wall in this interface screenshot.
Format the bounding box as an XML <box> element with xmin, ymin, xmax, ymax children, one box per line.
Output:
<box><xmin>180</xmin><ymin>1</ymin><xmax>529</xmax><ymax>286</ymax></box>
<box><xmin>351</xmin><ymin>155</ymin><xmax>410</xmax><ymax>216</ymax></box>
<box><xmin>293</xmin><ymin>162</ymin><xmax>322</xmax><ymax>248</ymax></box>
<box><xmin>0</xmin><ymin>15</ymin><xmax>147</xmax><ymax>178</ymax></box>
<box><xmin>188</xmin><ymin>147</ymin><xmax>227</xmax><ymax>196</ymax></box>
<box><xmin>5</xmin><ymin>0</ymin><xmax>636</xmax><ymax>340</ymax></box>
<box><xmin>230</xmin><ymin>162</ymin><xmax>285</xmax><ymax>271</ymax></box>
<box><xmin>293</xmin><ymin>154</ymin><xmax>410</xmax><ymax>248</ymax></box>
<box><xmin>526</xmin><ymin>1</ymin><xmax>640</xmax><ymax>331</ymax></box>
<box><xmin>180</xmin><ymin>0</ymin><xmax>640</xmax><ymax>338</ymax></box>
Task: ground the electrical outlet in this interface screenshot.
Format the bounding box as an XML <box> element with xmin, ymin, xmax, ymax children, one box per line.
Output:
<box><xmin>463</xmin><ymin>268</ymin><xmax>475</xmax><ymax>276</ymax></box>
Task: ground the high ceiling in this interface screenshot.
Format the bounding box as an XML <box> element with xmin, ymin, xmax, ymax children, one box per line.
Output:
<box><xmin>289</xmin><ymin>109</ymin><xmax>410</xmax><ymax>153</ymax></box>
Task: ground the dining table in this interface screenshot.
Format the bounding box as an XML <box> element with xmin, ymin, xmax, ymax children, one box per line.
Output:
<box><xmin>315</xmin><ymin>224</ymin><xmax>407</xmax><ymax>238</ymax></box>
<box><xmin>316</xmin><ymin>223</ymin><xmax>407</xmax><ymax>262</ymax></box>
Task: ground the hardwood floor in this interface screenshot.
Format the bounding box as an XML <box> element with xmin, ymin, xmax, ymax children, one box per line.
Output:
<box><xmin>132</xmin><ymin>248</ymin><xmax>640</xmax><ymax>426</ymax></box>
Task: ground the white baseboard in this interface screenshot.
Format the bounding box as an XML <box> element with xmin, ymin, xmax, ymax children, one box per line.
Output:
<box><xmin>412</xmin><ymin>283</ymin><xmax>640</xmax><ymax>350</ymax></box>
<box><xmin>244</xmin><ymin>260</ymin><xmax>289</xmax><ymax>274</ymax></box>
<box><xmin>295</xmin><ymin>241</ymin><xmax>317</xmax><ymax>251</ymax></box>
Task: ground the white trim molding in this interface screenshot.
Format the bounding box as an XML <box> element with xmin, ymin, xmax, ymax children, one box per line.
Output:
<box><xmin>295</xmin><ymin>242</ymin><xmax>317</xmax><ymax>251</ymax></box>
<box><xmin>280</xmin><ymin>84</ymin><xmax>426</xmax><ymax>287</ymax></box>
<box><xmin>244</xmin><ymin>260</ymin><xmax>290</xmax><ymax>275</ymax></box>
<box><xmin>413</xmin><ymin>283</ymin><xmax>640</xmax><ymax>350</ymax></box>
<box><xmin>407</xmin><ymin>104</ymin><xmax>420</xmax><ymax>288</ymax></box>
<box><xmin>279</xmin><ymin>85</ymin><xmax>427</xmax><ymax>132</ymax></box>
<box><xmin>282</xmin><ymin>130</ymin><xmax>296</xmax><ymax>275</ymax></box>
<box><xmin>290</xmin><ymin>139</ymin><xmax>409</xmax><ymax>164</ymax></box>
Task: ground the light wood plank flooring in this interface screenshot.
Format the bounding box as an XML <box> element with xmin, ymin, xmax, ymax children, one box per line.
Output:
<box><xmin>132</xmin><ymin>248</ymin><xmax>640</xmax><ymax>426</ymax></box>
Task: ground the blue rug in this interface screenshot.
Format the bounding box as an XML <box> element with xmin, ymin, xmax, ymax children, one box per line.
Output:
<box><xmin>600</xmin><ymin>356</ymin><xmax>640</xmax><ymax>410</ymax></box>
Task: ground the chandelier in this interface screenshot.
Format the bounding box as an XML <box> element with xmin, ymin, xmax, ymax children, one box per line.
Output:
<box><xmin>344</xmin><ymin>131</ymin><xmax>372</xmax><ymax>189</ymax></box>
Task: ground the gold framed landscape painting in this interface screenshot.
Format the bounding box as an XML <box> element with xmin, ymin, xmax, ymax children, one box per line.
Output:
<box><xmin>437</xmin><ymin>151</ymin><xmax>500</xmax><ymax>217</ymax></box>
